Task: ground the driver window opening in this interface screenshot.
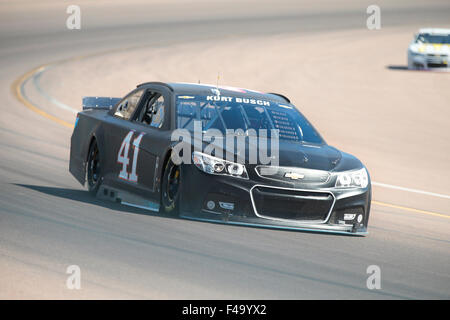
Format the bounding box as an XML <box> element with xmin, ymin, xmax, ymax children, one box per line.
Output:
<box><xmin>138</xmin><ymin>93</ymin><xmax>165</xmax><ymax>128</ymax></box>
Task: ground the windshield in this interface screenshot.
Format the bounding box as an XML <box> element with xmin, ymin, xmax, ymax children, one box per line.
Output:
<box><xmin>416</xmin><ymin>33</ymin><xmax>450</xmax><ymax>44</ymax></box>
<box><xmin>176</xmin><ymin>95</ymin><xmax>324</xmax><ymax>144</ymax></box>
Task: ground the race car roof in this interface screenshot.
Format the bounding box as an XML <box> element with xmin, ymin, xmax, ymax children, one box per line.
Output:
<box><xmin>137</xmin><ymin>81</ymin><xmax>290</xmax><ymax>104</ymax></box>
<box><xmin>418</xmin><ymin>28</ymin><xmax>450</xmax><ymax>35</ymax></box>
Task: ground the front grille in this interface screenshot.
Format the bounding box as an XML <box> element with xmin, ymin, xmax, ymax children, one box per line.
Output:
<box><xmin>255</xmin><ymin>166</ymin><xmax>330</xmax><ymax>185</ymax></box>
<box><xmin>426</xmin><ymin>55</ymin><xmax>448</xmax><ymax>67</ymax></box>
<box><xmin>251</xmin><ymin>186</ymin><xmax>334</xmax><ymax>221</ymax></box>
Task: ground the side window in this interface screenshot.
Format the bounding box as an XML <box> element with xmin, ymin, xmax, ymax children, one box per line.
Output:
<box><xmin>114</xmin><ymin>90</ymin><xmax>144</xmax><ymax>120</ymax></box>
<box><xmin>140</xmin><ymin>93</ymin><xmax>165</xmax><ymax>128</ymax></box>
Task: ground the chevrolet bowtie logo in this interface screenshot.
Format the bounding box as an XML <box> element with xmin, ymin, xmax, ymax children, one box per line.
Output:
<box><xmin>284</xmin><ymin>172</ymin><xmax>305</xmax><ymax>180</ymax></box>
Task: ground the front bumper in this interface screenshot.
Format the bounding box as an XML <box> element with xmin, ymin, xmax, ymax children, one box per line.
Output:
<box><xmin>409</xmin><ymin>53</ymin><xmax>449</xmax><ymax>69</ymax></box>
<box><xmin>179</xmin><ymin>165</ymin><xmax>371</xmax><ymax>236</ymax></box>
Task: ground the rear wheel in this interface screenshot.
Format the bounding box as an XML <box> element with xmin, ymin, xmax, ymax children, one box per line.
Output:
<box><xmin>86</xmin><ymin>140</ymin><xmax>102</xmax><ymax>195</ymax></box>
<box><xmin>160</xmin><ymin>158</ymin><xmax>181</xmax><ymax>215</ymax></box>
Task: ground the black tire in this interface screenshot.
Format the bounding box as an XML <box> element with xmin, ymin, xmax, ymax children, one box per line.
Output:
<box><xmin>160</xmin><ymin>158</ymin><xmax>181</xmax><ymax>215</ymax></box>
<box><xmin>86</xmin><ymin>140</ymin><xmax>102</xmax><ymax>195</ymax></box>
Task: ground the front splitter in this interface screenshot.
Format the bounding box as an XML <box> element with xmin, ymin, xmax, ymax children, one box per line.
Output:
<box><xmin>180</xmin><ymin>211</ymin><xmax>368</xmax><ymax>237</ymax></box>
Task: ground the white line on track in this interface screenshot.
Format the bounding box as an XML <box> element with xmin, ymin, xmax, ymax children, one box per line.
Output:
<box><xmin>372</xmin><ymin>182</ymin><xmax>450</xmax><ymax>200</ymax></box>
<box><xmin>32</xmin><ymin>65</ymin><xmax>78</xmax><ymax>114</ymax></box>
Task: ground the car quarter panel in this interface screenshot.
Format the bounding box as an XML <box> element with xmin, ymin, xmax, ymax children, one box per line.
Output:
<box><xmin>69</xmin><ymin>110</ymin><xmax>107</xmax><ymax>186</ymax></box>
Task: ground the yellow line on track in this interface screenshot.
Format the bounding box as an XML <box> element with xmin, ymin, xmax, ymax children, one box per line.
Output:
<box><xmin>10</xmin><ymin>39</ymin><xmax>221</xmax><ymax>130</ymax></box>
<box><xmin>372</xmin><ymin>200</ymin><xmax>449</xmax><ymax>219</ymax></box>
<box><xmin>12</xmin><ymin>65</ymin><xmax>74</xmax><ymax>129</ymax></box>
<box><xmin>11</xmin><ymin>56</ymin><xmax>450</xmax><ymax>221</ymax></box>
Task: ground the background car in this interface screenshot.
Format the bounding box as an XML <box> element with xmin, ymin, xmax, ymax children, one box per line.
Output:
<box><xmin>408</xmin><ymin>28</ymin><xmax>450</xmax><ymax>69</ymax></box>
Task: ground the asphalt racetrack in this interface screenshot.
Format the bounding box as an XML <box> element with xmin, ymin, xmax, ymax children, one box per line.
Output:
<box><xmin>0</xmin><ymin>0</ymin><xmax>449</xmax><ymax>299</ymax></box>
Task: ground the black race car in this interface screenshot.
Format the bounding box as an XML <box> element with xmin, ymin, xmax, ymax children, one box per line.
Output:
<box><xmin>70</xmin><ymin>82</ymin><xmax>371</xmax><ymax>235</ymax></box>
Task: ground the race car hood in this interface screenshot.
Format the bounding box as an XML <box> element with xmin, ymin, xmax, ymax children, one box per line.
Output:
<box><xmin>409</xmin><ymin>42</ymin><xmax>450</xmax><ymax>55</ymax></box>
<box><xmin>274</xmin><ymin>141</ymin><xmax>362</xmax><ymax>172</ymax></box>
<box><xmin>196</xmin><ymin>137</ymin><xmax>362</xmax><ymax>172</ymax></box>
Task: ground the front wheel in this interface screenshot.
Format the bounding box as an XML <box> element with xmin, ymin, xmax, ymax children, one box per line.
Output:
<box><xmin>86</xmin><ymin>140</ymin><xmax>102</xmax><ymax>195</ymax></box>
<box><xmin>160</xmin><ymin>158</ymin><xmax>181</xmax><ymax>215</ymax></box>
<box><xmin>407</xmin><ymin>56</ymin><xmax>416</xmax><ymax>70</ymax></box>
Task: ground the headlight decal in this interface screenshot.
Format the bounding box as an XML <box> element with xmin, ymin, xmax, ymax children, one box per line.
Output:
<box><xmin>192</xmin><ymin>151</ymin><xmax>249</xmax><ymax>179</ymax></box>
<box><xmin>335</xmin><ymin>168</ymin><xmax>369</xmax><ymax>188</ymax></box>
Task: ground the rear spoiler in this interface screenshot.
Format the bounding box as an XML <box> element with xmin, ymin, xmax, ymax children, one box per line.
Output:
<box><xmin>82</xmin><ymin>96</ymin><xmax>121</xmax><ymax>111</ymax></box>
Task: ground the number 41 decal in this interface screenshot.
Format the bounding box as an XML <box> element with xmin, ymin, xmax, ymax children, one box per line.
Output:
<box><xmin>118</xmin><ymin>131</ymin><xmax>144</xmax><ymax>182</ymax></box>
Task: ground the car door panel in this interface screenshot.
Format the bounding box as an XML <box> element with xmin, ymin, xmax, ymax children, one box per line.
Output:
<box><xmin>100</xmin><ymin>85</ymin><xmax>172</xmax><ymax>202</ymax></box>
